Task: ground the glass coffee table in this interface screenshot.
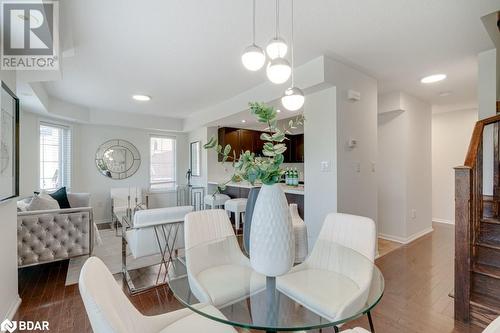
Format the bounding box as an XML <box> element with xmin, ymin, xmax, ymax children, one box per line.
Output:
<box><xmin>168</xmin><ymin>236</ymin><xmax>384</xmax><ymax>332</ymax></box>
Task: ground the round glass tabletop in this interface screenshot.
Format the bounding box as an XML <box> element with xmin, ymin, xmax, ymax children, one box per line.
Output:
<box><xmin>169</xmin><ymin>235</ymin><xmax>384</xmax><ymax>332</ymax></box>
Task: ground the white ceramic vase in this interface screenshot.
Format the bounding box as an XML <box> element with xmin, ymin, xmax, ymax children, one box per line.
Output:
<box><xmin>249</xmin><ymin>183</ymin><xmax>294</xmax><ymax>277</ymax></box>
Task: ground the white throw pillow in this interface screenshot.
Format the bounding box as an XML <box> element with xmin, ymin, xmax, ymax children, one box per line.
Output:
<box><xmin>27</xmin><ymin>194</ymin><xmax>60</xmax><ymax>211</ymax></box>
<box><xmin>17</xmin><ymin>200</ymin><xmax>29</xmax><ymax>212</ymax></box>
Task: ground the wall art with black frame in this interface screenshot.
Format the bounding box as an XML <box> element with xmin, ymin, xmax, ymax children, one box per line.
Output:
<box><xmin>0</xmin><ymin>81</ymin><xmax>19</xmax><ymax>201</ymax></box>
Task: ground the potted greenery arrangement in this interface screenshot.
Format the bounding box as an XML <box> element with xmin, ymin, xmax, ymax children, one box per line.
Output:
<box><xmin>204</xmin><ymin>102</ymin><xmax>304</xmax><ymax>277</ymax></box>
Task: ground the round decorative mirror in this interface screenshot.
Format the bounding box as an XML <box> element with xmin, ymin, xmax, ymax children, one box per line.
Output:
<box><xmin>95</xmin><ymin>139</ymin><xmax>140</xmax><ymax>179</ymax></box>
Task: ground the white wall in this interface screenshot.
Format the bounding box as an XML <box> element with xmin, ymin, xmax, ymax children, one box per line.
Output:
<box><xmin>304</xmin><ymin>87</ymin><xmax>337</xmax><ymax>246</ymax></box>
<box><xmin>378</xmin><ymin>92</ymin><xmax>433</xmax><ymax>243</ymax></box>
<box><xmin>404</xmin><ymin>93</ymin><xmax>432</xmax><ymax>237</ymax></box>
<box><xmin>19</xmin><ymin>113</ymin><xmax>189</xmax><ymax>223</ymax></box>
<box><xmin>19</xmin><ymin>111</ymin><xmax>38</xmax><ymax>197</ymax></box>
<box><xmin>378</xmin><ymin>110</ymin><xmax>407</xmax><ymax>238</ymax></box>
<box><xmin>0</xmin><ymin>71</ymin><xmax>21</xmax><ymax>321</ymax></box>
<box><xmin>324</xmin><ymin>57</ymin><xmax>378</xmax><ymax>224</ymax></box>
<box><xmin>432</xmin><ymin>109</ymin><xmax>478</xmax><ymax>223</ymax></box>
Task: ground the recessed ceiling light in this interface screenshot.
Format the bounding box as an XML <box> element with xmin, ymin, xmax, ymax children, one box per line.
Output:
<box><xmin>420</xmin><ymin>74</ymin><xmax>447</xmax><ymax>84</ymax></box>
<box><xmin>241</xmin><ymin>120</ymin><xmax>247</xmax><ymax>123</ymax></box>
<box><xmin>439</xmin><ymin>91</ymin><xmax>452</xmax><ymax>97</ymax></box>
<box><xmin>132</xmin><ymin>94</ymin><xmax>151</xmax><ymax>101</ymax></box>
<box><xmin>276</xmin><ymin>109</ymin><xmax>281</xmax><ymax>113</ymax></box>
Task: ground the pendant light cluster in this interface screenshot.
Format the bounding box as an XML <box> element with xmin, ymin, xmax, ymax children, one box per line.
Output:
<box><xmin>241</xmin><ymin>0</ymin><xmax>304</xmax><ymax>111</ymax></box>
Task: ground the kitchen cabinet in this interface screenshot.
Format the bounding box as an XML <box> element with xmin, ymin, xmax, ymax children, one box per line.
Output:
<box><xmin>221</xmin><ymin>184</ymin><xmax>304</xmax><ymax>219</ymax></box>
<box><xmin>218</xmin><ymin>127</ymin><xmax>304</xmax><ymax>163</ymax></box>
<box><xmin>217</xmin><ymin>127</ymin><xmax>239</xmax><ymax>161</ymax></box>
<box><xmin>239</xmin><ymin>129</ymin><xmax>255</xmax><ymax>154</ymax></box>
<box><xmin>292</xmin><ymin>134</ymin><xmax>304</xmax><ymax>162</ymax></box>
<box><xmin>254</xmin><ymin>131</ymin><xmax>265</xmax><ymax>157</ymax></box>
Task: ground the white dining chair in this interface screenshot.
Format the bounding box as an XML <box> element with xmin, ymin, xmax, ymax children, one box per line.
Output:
<box><xmin>79</xmin><ymin>257</ymin><xmax>236</xmax><ymax>333</ymax></box>
<box><xmin>111</xmin><ymin>187</ymin><xmax>144</xmax><ymax>232</ymax></box>
<box><xmin>484</xmin><ymin>316</ymin><xmax>500</xmax><ymax>333</ymax></box>
<box><xmin>341</xmin><ymin>328</ymin><xmax>370</xmax><ymax>333</ymax></box>
<box><xmin>111</xmin><ymin>187</ymin><xmax>142</xmax><ymax>214</ymax></box>
<box><xmin>184</xmin><ymin>209</ymin><xmax>265</xmax><ymax>308</ymax></box>
<box><xmin>290</xmin><ymin>203</ymin><xmax>308</xmax><ymax>263</ymax></box>
<box><xmin>277</xmin><ymin>213</ymin><xmax>377</xmax><ymax>332</ymax></box>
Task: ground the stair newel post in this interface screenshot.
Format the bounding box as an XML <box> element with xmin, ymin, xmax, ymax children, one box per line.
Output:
<box><xmin>454</xmin><ymin>166</ymin><xmax>473</xmax><ymax>323</ymax></box>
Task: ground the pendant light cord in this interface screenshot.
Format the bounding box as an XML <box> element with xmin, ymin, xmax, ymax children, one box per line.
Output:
<box><xmin>252</xmin><ymin>0</ymin><xmax>256</xmax><ymax>44</ymax></box>
<box><xmin>275</xmin><ymin>0</ymin><xmax>279</xmax><ymax>39</ymax></box>
<box><xmin>291</xmin><ymin>0</ymin><xmax>294</xmax><ymax>85</ymax></box>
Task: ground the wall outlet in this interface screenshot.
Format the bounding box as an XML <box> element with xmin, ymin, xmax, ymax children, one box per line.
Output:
<box><xmin>410</xmin><ymin>209</ymin><xmax>417</xmax><ymax>219</ymax></box>
<box><xmin>355</xmin><ymin>162</ymin><xmax>361</xmax><ymax>173</ymax></box>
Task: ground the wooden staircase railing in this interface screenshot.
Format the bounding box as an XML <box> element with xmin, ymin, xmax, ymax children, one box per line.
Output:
<box><xmin>455</xmin><ymin>113</ymin><xmax>500</xmax><ymax>324</ymax></box>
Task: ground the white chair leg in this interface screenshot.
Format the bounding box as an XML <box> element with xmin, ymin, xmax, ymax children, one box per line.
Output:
<box><xmin>235</xmin><ymin>212</ymin><xmax>240</xmax><ymax>231</ymax></box>
<box><xmin>226</xmin><ymin>210</ymin><xmax>231</xmax><ymax>218</ymax></box>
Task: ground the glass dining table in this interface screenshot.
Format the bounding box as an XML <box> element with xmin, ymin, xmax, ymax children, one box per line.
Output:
<box><xmin>168</xmin><ymin>235</ymin><xmax>384</xmax><ymax>333</ymax></box>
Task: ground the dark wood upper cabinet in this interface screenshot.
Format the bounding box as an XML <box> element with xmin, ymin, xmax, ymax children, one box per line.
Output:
<box><xmin>254</xmin><ymin>131</ymin><xmax>265</xmax><ymax>157</ymax></box>
<box><xmin>283</xmin><ymin>135</ymin><xmax>293</xmax><ymax>163</ymax></box>
<box><xmin>218</xmin><ymin>127</ymin><xmax>240</xmax><ymax>161</ymax></box>
<box><xmin>239</xmin><ymin>129</ymin><xmax>255</xmax><ymax>154</ymax></box>
<box><xmin>293</xmin><ymin>134</ymin><xmax>304</xmax><ymax>162</ymax></box>
<box><xmin>218</xmin><ymin>127</ymin><xmax>304</xmax><ymax>163</ymax></box>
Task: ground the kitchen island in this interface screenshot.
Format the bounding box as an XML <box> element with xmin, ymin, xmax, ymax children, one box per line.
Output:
<box><xmin>207</xmin><ymin>181</ymin><xmax>304</xmax><ymax>218</ymax></box>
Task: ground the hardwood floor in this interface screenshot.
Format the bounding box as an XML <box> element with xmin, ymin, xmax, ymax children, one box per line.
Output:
<box><xmin>14</xmin><ymin>223</ymin><xmax>484</xmax><ymax>333</ymax></box>
<box><xmin>377</xmin><ymin>238</ymin><xmax>401</xmax><ymax>258</ymax></box>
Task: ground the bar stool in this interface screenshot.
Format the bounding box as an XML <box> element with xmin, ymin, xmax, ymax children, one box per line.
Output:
<box><xmin>225</xmin><ymin>198</ymin><xmax>247</xmax><ymax>231</ymax></box>
<box><xmin>204</xmin><ymin>193</ymin><xmax>230</xmax><ymax>209</ymax></box>
<box><xmin>290</xmin><ymin>203</ymin><xmax>308</xmax><ymax>263</ymax></box>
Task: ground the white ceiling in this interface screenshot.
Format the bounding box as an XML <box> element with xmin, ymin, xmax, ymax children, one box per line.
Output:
<box><xmin>42</xmin><ymin>0</ymin><xmax>495</xmax><ymax>119</ymax></box>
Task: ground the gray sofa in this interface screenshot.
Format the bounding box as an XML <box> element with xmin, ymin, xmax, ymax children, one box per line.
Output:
<box><xmin>17</xmin><ymin>193</ymin><xmax>94</xmax><ymax>267</ymax></box>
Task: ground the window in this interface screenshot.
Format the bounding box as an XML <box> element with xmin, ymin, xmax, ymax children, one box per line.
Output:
<box><xmin>39</xmin><ymin>123</ymin><xmax>71</xmax><ymax>190</ymax></box>
<box><xmin>150</xmin><ymin>136</ymin><xmax>176</xmax><ymax>190</ymax></box>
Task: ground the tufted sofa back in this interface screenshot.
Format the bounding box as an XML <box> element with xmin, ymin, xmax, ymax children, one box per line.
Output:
<box><xmin>17</xmin><ymin>200</ymin><xmax>92</xmax><ymax>267</ymax></box>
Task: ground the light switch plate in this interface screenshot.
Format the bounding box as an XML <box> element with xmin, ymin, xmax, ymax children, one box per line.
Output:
<box><xmin>320</xmin><ymin>161</ymin><xmax>331</xmax><ymax>172</ymax></box>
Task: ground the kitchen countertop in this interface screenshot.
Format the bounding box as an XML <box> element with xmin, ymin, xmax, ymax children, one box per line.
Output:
<box><xmin>208</xmin><ymin>181</ymin><xmax>304</xmax><ymax>195</ymax></box>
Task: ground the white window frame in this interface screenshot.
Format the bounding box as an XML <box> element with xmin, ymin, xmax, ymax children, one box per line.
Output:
<box><xmin>38</xmin><ymin>120</ymin><xmax>73</xmax><ymax>191</ymax></box>
<box><xmin>149</xmin><ymin>134</ymin><xmax>177</xmax><ymax>192</ymax></box>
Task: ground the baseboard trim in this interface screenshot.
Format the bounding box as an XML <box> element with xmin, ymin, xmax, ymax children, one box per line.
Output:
<box><xmin>379</xmin><ymin>227</ymin><xmax>434</xmax><ymax>245</ymax></box>
<box><xmin>3</xmin><ymin>296</ymin><xmax>21</xmax><ymax>321</ymax></box>
<box><xmin>432</xmin><ymin>218</ymin><xmax>454</xmax><ymax>225</ymax></box>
